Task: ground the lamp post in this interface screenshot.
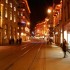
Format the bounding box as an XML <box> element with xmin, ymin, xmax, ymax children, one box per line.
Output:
<box><xmin>47</xmin><ymin>7</ymin><xmax>53</xmax><ymax>38</ymax></box>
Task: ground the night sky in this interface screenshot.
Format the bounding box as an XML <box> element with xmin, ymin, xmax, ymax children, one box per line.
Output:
<box><xmin>27</xmin><ymin>0</ymin><xmax>60</xmax><ymax>32</ymax></box>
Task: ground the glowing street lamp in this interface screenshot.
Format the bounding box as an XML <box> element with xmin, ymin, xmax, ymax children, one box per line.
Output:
<box><xmin>47</xmin><ymin>8</ymin><xmax>52</xmax><ymax>14</ymax></box>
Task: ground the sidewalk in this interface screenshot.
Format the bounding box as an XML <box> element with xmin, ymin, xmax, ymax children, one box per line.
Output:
<box><xmin>51</xmin><ymin>43</ymin><xmax>59</xmax><ymax>47</ymax></box>
<box><xmin>29</xmin><ymin>44</ymin><xmax>70</xmax><ymax>70</ymax></box>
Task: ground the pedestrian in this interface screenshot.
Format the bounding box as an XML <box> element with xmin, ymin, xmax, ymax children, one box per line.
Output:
<box><xmin>19</xmin><ymin>38</ymin><xmax>22</xmax><ymax>44</ymax></box>
<box><xmin>16</xmin><ymin>39</ymin><xmax>19</xmax><ymax>44</ymax></box>
<box><xmin>62</xmin><ymin>39</ymin><xmax>68</xmax><ymax>58</ymax></box>
<box><xmin>47</xmin><ymin>38</ymin><xmax>49</xmax><ymax>44</ymax></box>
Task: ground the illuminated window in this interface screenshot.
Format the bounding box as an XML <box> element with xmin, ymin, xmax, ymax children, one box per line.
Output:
<box><xmin>10</xmin><ymin>12</ymin><xmax>12</xmax><ymax>20</ymax></box>
<box><xmin>21</xmin><ymin>12</ymin><xmax>23</xmax><ymax>16</ymax></box>
<box><xmin>23</xmin><ymin>16</ymin><xmax>25</xmax><ymax>18</ymax></box>
<box><xmin>17</xmin><ymin>27</ymin><xmax>19</xmax><ymax>29</ymax></box>
<box><xmin>14</xmin><ymin>7</ymin><xmax>16</xmax><ymax>11</ymax></box>
<box><xmin>10</xmin><ymin>3</ymin><xmax>12</xmax><ymax>8</ymax></box>
<box><xmin>6</xmin><ymin>0</ymin><xmax>8</xmax><ymax>4</ymax></box>
<box><xmin>0</xmin><ymin>4</ymin><xmax>3</xmax><ymax>27</ymax></box>
<box><xmin>5</xmin><ymin>8</ymin><xmax>7</xmax><ymax>18</ymax></box>
<box><xmin>23</xmin><ymin>9</ymin><xmax>25</xmax><ymax>11</ymax></box>
<box><xmin>18</xmin><ymin>12</ymin><xmax>19</xmax><ymax>15</ymax></box>
<box><xmin>25</xmin><ymin>27</ymin><xmax>29</xmax><ymax>32</ymax></box>
<box><xmin>14</xmin><ymin>15</ymin><xmax>16</xmax><ymax>22</ymax></box>
<box><xmin>4</xmin><ymin>25</ymin><xmax>7</xmax><ymax>36</ymax></box>
<box><xmin>5</xmin><ymin>30</ymin><xmax>6</xmax><ymax>35</ymax></box>
<box><xmin>27</xmin><ymin>22</ymin><xmax>30</xmax><ymax>25</ymax></box>
<box><xmin>17</xmin><ymin>33</ymin><xmax>19</xmax><ymax>35</ymax></box>
<box><xmin>21</xmin><ymin>27</ymin><xmax>23</xmax><ymax>30</ymax></box>
<box><xmin>21</xmin><ymin>32</ymin><xmax>24</xmax><ymax>36</ymax></box>
<box><xmin>5</xmin><ymin>25</ymin><xmax>7</xmax><ymax>29</ymax></box>
<box><xmin>10</xmin><ymin>36</ymin><xmax>11</xmax><ymax>39</ymax></box>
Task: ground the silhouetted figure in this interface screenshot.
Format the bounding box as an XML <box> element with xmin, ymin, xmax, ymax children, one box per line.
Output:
<box><xmin>19</xmin><ymin>38</ymin><xmax>22</xmax><ymax>44</ymax></box>
<box><xmin>16</xmin><ymin>39</ymin><xmax>19</xmax><ymax>44</ymax></box>
<box><xmin>9</xmin><ymin>38</ymin><xmax>11</xmax><ymax>44</ymax></box>
<box><xmin>47</xmin><ymin>38</ymin><xmax>49</xmax><ymax>44</ymax></box>
<box><xmin>11</xmin><ymin>38</ymin><xmax>14</xmax><ymax>44</ymax></box>
<box><xmin>62</xmin><ymin>39</ymin><xmax>68</xmax><ymax>58</ymax></box>
<box><xmin>49</xmin><ymin>38</ymin><xmax>53</xmax><ymax>44</ymax></box>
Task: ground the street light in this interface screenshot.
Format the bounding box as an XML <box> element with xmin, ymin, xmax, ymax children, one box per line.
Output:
<box><xmin>47</xmin><ymin>9</ymin><xmax>51</xmax><ymax>14</ymax></box>
<box><xmin>47</xmin><ymin>7</ymin><xmax>53</xmax><ymax>14</ymax></box>
<box><xmin>47</xmin><ymin>7</ymin><xmax>53</xmax><ymax>38</ymax></box>
<box><xmin>47</xmin><ymin>7</ymin><xmax>53</xmax><ymax>26</ymax></box>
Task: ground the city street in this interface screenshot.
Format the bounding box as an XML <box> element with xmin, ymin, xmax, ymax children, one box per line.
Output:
<box><xmin>0</xmin><ymin>39</ymin><xmax>70</xmax><ymax>70</ymax></box>
<box><xmin>0</xmin><ymin>0</ymin><xmax>70</xmax><ymax>70</ymax></box>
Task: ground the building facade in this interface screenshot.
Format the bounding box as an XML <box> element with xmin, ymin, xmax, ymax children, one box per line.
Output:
<box><xmin>53</xmin><ymin>0</ymin><xmax>62</xmax><ymax>45</ymax></box>
<box><xmin>35</xmin><ymin>21</ymin><xmax>49</xmax><ymax>40</ymax></box>
<box><xmin>0</xmin><ymin>0</ymin><xmax>30</xmax><ymax>45</ymax></box>
<box><xmin>62</xmin><ymin>0</ymin><xmax>70</xmax><ymax>45</ymax></box>
<box><xmin>17</xmin><ymin>0</ymin><xmax>31</xmax><ymax>42</ymax></box>
<box><xmin>53</xmin><ymin>0</ymin><xmax>70</xmax><ymax>45</ymax></box>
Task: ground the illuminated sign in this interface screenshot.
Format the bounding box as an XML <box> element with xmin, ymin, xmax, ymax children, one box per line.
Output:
<box><xmin>18</xmin><ymin>21</ymin><xmax>26</xmax><ymax>26</ymax></box>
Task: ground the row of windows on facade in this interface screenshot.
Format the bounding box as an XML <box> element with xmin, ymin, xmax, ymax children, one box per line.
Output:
<box><xmin>1</xmin><ymin>0</ymin><xmax>25</xmax><ymax>22</ymax></box>
<box><xmin>64</xmin><ymin>2</ymin><xmax>70</xmax><ymax>22</ymax></box>
<box><xmin>4</xmin><ymin>26</ymin><xmax>29</xmax><ymax>35</ymax></box>
<box><xmin>5</xmin><ymin>0</ymin><xmax>25</xmax><ymax>16</ymax></box>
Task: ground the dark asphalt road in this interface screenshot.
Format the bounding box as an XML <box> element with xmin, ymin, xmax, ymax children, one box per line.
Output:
<box><xmin>0</xmin><ymin>40</ymin><xmax>70</xmax><ymax>70</ymax></box>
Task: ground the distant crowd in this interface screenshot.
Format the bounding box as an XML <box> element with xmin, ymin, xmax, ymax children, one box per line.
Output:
<box><xmin>9</xmin><ymin>38</ymin><xmax>22</xmax><ymax>45</ymax></box>
<box><xmin>46</xmin><ymin>38</ymin><xmax>53</xmax><ymax>44</ymax></box>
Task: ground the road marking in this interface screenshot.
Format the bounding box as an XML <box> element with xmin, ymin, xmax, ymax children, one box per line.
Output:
<box><xmin>21</xmin><ymin>47</ymin><xmax>26</xmax><ymax>50</ymax></box>
<box><xmin>21</xmin><ymin>46</ymin><xmax>34</xmax><ymax>57</ymax></box>
<box><xmin>21</xmin><ymin>49</ymin><xmax>30</xmax><ymax>57</ymax></box>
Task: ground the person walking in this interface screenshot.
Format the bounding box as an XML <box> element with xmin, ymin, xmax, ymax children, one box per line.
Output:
<box><xmin>62</xmin><ymin>39</ymin><xmax>68</xmax><ymax>58</ymax></box>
